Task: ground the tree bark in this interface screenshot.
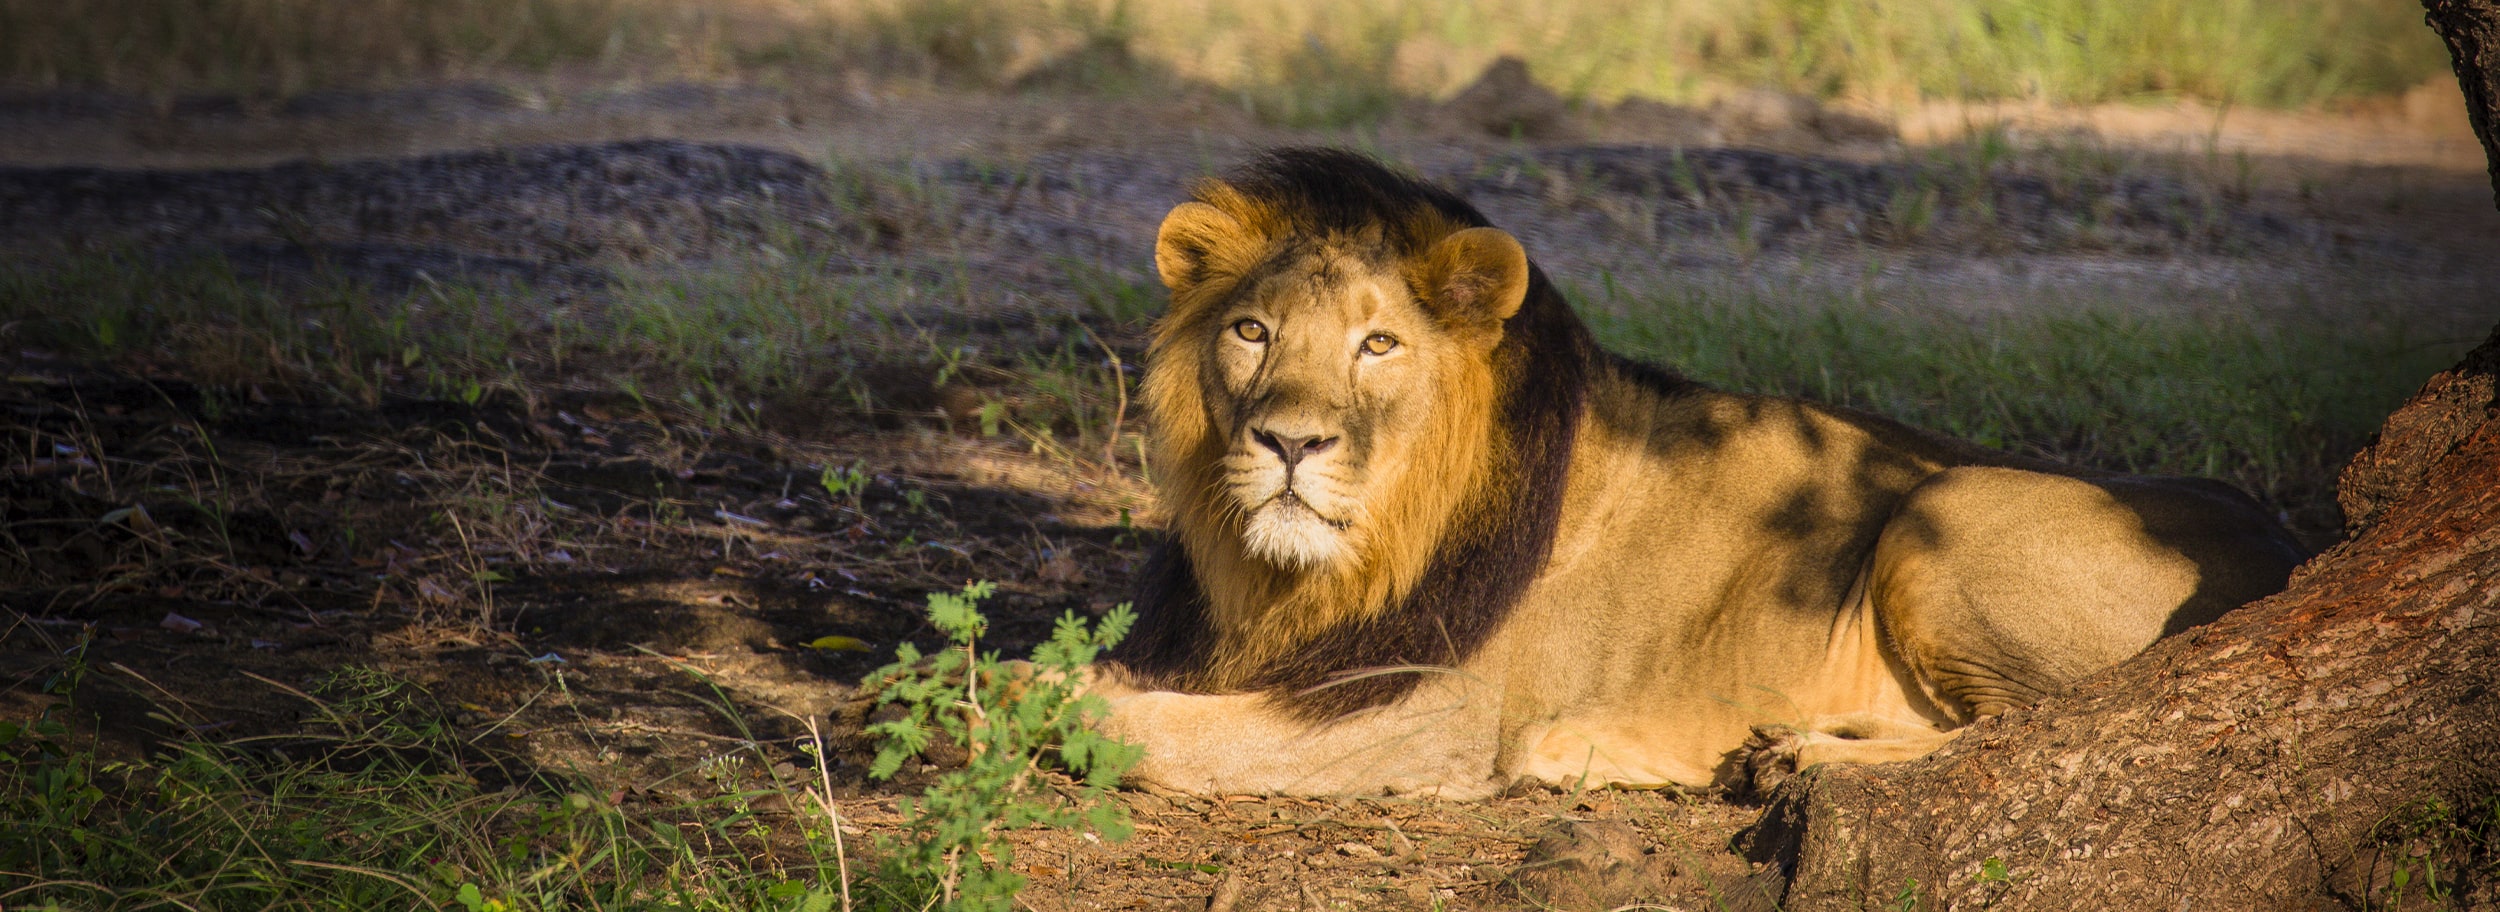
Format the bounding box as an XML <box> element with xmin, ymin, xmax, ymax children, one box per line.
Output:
<box><xmin>1742</xmin><ymin>9</ymin><xmax>2500</xmax><ymax>906</ymax></box>
<box><xmin>2426</xmin><ymin>0</ymin><xmax>2500</xmax><ymax>206</ymax></box>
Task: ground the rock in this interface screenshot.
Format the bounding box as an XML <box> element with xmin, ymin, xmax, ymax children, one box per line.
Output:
<box><xmin>1709</xmin><ymin>87</ymin><xmax>1897</xmax><ymax>149</ymax></box>
<box><xmin>1504</xmin><ymin>819</ymin><xmax>1662</xmax><ymax>910</ymax></box>
<box><xmin>1811</xmin><ymin>105</ymin><xmax>1898</xmax><ymax>145</ymax></box>
<box><xmin>1603</xmin><ymin>96</ymin><xmax>1724</xmax><ymax>146</ymax></box>
<box><xmin>1442</xmin><ymin>56</ymin><xmax>1576</xmax><ymax>140</ymax></box>
<box><xmin>1713</xmin><ymin>87</ymin><xmax>1822</xmax><ymax>139</ymax></box>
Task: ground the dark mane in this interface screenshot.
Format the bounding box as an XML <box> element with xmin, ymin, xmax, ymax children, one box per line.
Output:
<box><xmin>1107</xmin><ymin>148</ymin><xmax>1600</xmax><ymax>720</ymax></box>
<box><xmin>1220</xmin><ymin>147</ymin><xmax>1494</xmax><ymax>256</ymax></box>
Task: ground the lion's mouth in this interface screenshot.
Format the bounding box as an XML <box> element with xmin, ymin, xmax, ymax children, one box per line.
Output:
<box><xmin>1263</xmin><ymin>490</ymin><xmax>1349</xmax><ymax>529</ymax></box>
<box><xmin>1240</xmin><ymin>487</ymin><xmax>1355</xmax><ymax>569</ymax></box>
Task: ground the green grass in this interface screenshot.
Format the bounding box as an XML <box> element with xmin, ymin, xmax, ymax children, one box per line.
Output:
<box><xmin>0</xmin><ymin>248</ymin><xmax>881</xmax><ymax>417</ymax></box>
<box><xmin>2</xmin><ymin>588</ymin><xmax>1139</xmax><ymax>912</ymax></box>
<box><xmin>0</xmin><ymin>0</ymin><xmax>2449</xmax><ymax>114</ymax></box>
<box><xmin>0</xmin><ymin>248</ymin><xmax>1142</xmax><ymax>475</ymax></box>
<box><xmin>0</xmin><ymin>656</ymin><xmax>855</xmax><ymax>911</ymax></box>
<box><xmin>1578</xmin><ymin>277</ymin><xmax>2476</xmax><ymax>534</ymax></box>
<box><xmin>2363</xmin><ymin>794</ymin><xmax>2500</xmax><ymax>911</ymax></box>
<box><xmin>2</xmin><ymin>246</ymin><xmax>2468</xmax><ymax>537</ymax></box>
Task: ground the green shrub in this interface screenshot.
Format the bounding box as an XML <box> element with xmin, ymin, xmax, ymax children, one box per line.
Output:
<box><xmin>860</xmin><ymin>582</ymin><xmax>1142</xmax><ymax>912</ymax></box>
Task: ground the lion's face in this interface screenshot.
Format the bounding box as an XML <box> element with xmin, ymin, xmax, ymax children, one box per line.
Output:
<box><xmin>1147</xmin><ymin>190</ymin><xmax>1530</xmax><ymax>580</ymax></box>
<box><xmin>1201</xmin><ymin>249</ymin><xmax>1478</xmax><ymax>570</ymax></box>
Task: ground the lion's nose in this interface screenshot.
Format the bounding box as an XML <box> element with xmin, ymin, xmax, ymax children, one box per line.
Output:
<box><xmin>1252</xmin><ymin>428</ymin><xmax>1338</xmax><ymax>467</ymax></box>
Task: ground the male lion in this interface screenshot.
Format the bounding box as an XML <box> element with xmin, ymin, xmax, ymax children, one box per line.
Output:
<box><xmin>1087</xmin><ymin>148</ymin><xmax>2306</xmax><ymax>798</ymax></box>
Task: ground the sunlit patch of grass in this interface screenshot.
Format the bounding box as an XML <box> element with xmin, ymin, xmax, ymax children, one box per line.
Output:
<box><xmin>1577</xmin><ymin>276</ymin><xmax>2476</xmax><ymax>536</ymax></box>
<box><xmin>0</xmin><ymin>0</ymin><xmax>2447</xmax><ymax>114</ymax></box>
<box><xmin>0</xmin><ymin>0</ymin><xmax>681</xmax><ymax>97</ymax></box>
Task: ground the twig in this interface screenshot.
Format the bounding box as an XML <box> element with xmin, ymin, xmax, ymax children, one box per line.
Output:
<box><xmin>1078</xmin><ymin>322</ymin><xmax>1129</xmax><ymax>474</ymax></box>
<box><xmin>109</xmin><ymin>661</ymin><xmax>206</xmax><ymax>726</ymax></box>
<box><xmin>287</xmin><ymin>859</ymin><xmax>448</xmax><ymax>910</ymax></box>
<box><xmin>805</xmin><ymin>715</ymin><xmax>856</xmax><ymax>912</ymax></box>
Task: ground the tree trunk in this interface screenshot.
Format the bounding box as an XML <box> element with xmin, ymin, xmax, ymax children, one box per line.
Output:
<box><xmin>1741</xmin><ymin>8</ymin><xmax>2500</xmax><ymax>907</ymax></box>
<box><xmin>2427</xmin><ymin>0</ymin><xmax>2500</xmax><ymax>207</ymax></box>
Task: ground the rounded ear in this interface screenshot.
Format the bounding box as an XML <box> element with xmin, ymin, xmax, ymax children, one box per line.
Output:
<box><xmin>1420</xmin><ymin>227</ymin><xmax>1529</xmax><ymax>325</ymax></box>
<box><xmin>1155</xmin><ymin>201</ymin><xmax>1250</xmax><ymax>294</ymax></box>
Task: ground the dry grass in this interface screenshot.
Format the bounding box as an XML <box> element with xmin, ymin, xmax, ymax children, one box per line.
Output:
<box><xmin>2</xmin><ymin>0</ymin><xmax>2447</xmax><ymax>113</ymax></box>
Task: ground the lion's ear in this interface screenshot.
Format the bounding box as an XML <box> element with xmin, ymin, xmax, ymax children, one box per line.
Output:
<box><xmin>1155</xmin><ymin>201</ymin><xmax>1254</xmax><ymax>295</ymax></box>
<box><xmin>1419</xmin><ymin>227</ymin><xmax>1529</xmax><ymax>325</ymax></box>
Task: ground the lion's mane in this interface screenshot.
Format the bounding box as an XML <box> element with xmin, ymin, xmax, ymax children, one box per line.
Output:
<box><xmin>1104</xmin><ymin>150</ymin><xmax>1669</xmax><ymax>719</ymax></box>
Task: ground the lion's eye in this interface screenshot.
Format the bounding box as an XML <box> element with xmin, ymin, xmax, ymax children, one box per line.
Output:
<box><xmin>1233</xmin><ymin>319</ymin><xmax>1268</xmax><ymax>343</ymax></box>
<box><xmin>1361</xmin><ymin>333</ymin><xmax>1399</xmax><ymax>356</ymax></box>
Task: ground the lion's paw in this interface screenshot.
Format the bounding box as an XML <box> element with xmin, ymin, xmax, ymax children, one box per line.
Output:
<box><xmin>1735</xmin><ymin>723</ymin><xmax>1808</xmax><ymax>798</ymax></box>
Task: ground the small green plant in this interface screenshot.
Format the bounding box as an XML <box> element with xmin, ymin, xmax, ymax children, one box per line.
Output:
<box><xmin>862</xmin><ymin>581</ymin><xmax>1142</xmax><ymax>912</ymax></box>
<box><xmin>1969</xmin><ymin>856</ymin><xmax>2016</xmax><ymax>908</ymax></box>
<box><xmin>0</xmin><ymin>637</ymin><xmax>102</xmax><ymax>872</ymax></box>
<box><xmin>821</xmin><ymin>461</ymin><xmax>870</xmax><ymax>508</ymax></box>
<box><xmin>1889</xmin><ymin>875</ymin><xmax>1922</xmax><ymax>912</ymax></box>
<box><xmin>2368</xmin><ymin>794</ymin><xmax>2498</xmax><ymax>911</ymax></box>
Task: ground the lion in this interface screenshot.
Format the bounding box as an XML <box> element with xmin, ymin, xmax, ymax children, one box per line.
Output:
<box><xmin>1085</xmin><ymin>148</ymin><xmax>2307</xmax><ymax>798</ymax></box>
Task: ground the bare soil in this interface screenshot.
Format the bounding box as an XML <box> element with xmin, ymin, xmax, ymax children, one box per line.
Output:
<box><xmin>2</xmin><ymin>74</ymin><xmax>2496</xmax><ymax>910</ymax></box>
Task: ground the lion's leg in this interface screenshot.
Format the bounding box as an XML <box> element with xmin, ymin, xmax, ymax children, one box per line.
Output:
<box><xmin>1738</xmin><ymin>467</ymin><xmax>2299</xmax><ymax>794</ymax></box>
<box><xmin>1867</xmin><ymin>466</ymin><xmax>2298</xmax><ymax>724</ymax></box>
<box><xmin>1738</xmin><ymin>713</ymin><xmax>1958</xmax><ymax>794</ymax></box>
<box><xmin>1089</xmin><ymin>673</ymin><xmax>1505</xmax><ymax>798</ymax></box>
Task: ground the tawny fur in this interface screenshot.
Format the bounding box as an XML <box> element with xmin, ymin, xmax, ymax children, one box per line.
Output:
<box><xmin>1094</xmin><ymin>149</ymin><xmax>2308</xmax><ymax>797</ymax></box>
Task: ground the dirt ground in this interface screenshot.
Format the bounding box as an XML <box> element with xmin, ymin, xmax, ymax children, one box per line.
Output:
<box><xmin>2</xmin><ymin>72</ymin><xmax>2496</xmax><ymax>910</ymax></box>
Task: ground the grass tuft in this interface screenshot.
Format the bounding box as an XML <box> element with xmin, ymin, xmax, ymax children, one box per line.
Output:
<box><xmin>0</xmin><ymin>590</ymin><xmax>1141</xmax><ymax>911</ymax></box>
<box><xmin>0</xmin><ymin>651</ymin><xmax>855</xmax><ymax>911</ymax></box>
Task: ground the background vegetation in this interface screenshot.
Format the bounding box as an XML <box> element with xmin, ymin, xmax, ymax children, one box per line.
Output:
<box><xmin>0</xmin><ymin>1</ymin><xmax>2482</xmax><ymax>909</ymax></box>
<box><xmin>1</xmin><ymin>245</ymin><xmax>2469</xmax><ymax>541</ymax></box>
<box><xmin>0</xmin><ymin>0</ymin><xmax>2449</xmax><ymax>112</ymax></box>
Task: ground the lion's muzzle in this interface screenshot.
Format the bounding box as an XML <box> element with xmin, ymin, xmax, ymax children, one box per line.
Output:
<box><xmin>1232</xmin><ymin>417</ymin><xmax>1361</xmax><ymax>570</ymax></box>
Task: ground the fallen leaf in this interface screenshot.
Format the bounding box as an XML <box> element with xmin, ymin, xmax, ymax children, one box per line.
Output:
<box><xmin>806</xmin><ymin>635</ymin><xmax>872</xmax><ymax>652</ymax></box>
<box><xmin>160</xmin><ymin>613</ymin><xmax>205</xmax><ymax>634</ymax></box>
<box><xmin>1038</xmin><ymin>551</ymin><xmax>1087</xmax><ymax>585</ymax></box>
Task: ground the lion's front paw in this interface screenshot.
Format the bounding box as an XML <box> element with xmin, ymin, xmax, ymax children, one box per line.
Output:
<box><xmin>1735</xmin><ymin>723</ymin><xmax>1808</xmax><ymax>798</ymax></box>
